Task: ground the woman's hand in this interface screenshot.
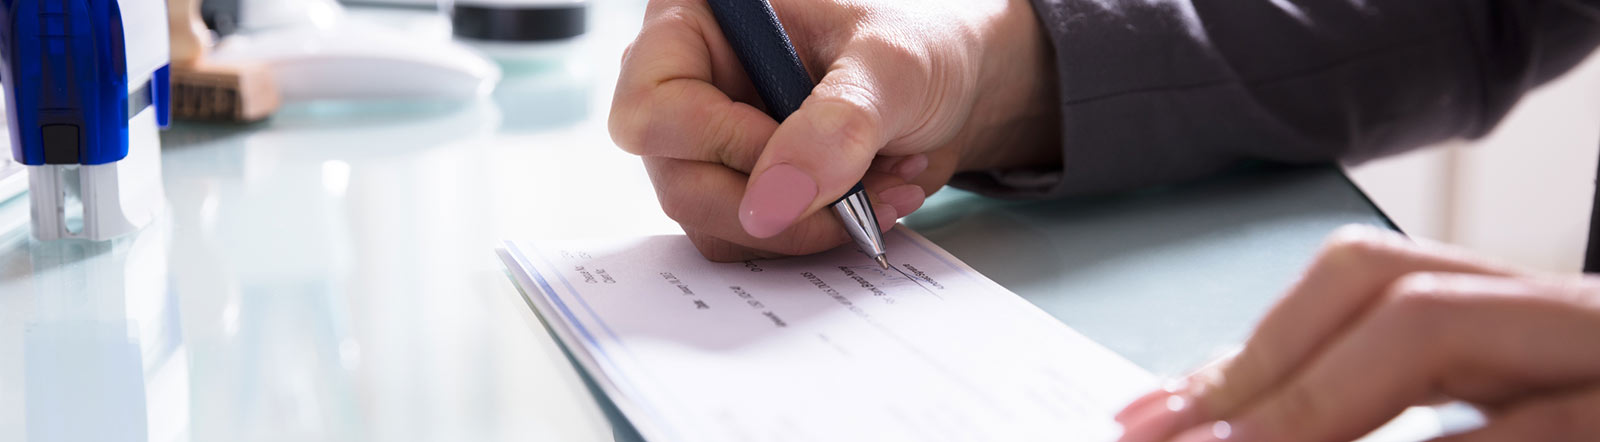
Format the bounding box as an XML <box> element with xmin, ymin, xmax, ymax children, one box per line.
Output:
<box><xmin>1115</xmin><ymin>225</ymin><xmax>1600</xmax><ymax>442</ymax></box>
<box><xmin>609</xmin><ymin>0</ymin><xmax>1061</xmax><ymax>261</ymax></box>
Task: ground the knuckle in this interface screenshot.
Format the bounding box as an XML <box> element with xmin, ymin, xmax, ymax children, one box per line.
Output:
<box><xmin>610</xmin><ymin>83</ymin><xmax>689</xmax><ymax>157</ymax></box>
<box><xmin>619</xmin><ymin>42</ymin><xmax>639</xmax><ymax>74</ymax></box>
<box><xmin>1315</xmin><ymin>225</ymin><xmax>1406</xmax><ymax>269</ymax></box>
<box><xmin>1321</xmin><ymin>226</ymin><xmax>1395</xmax><ymax>258</ymax></box>
<box><xmin>649</xmin><ymin>172</ymin><xmax>705</xmax><ymax>227</ymax></box>
<box><xmin>607</xmin><ymin>104</ymin><xmax>649</xmax><ymax>156</ymax></box>
<box><xmin>655</xmin><ymin>194</ymin><xmax>684</xmax><ymax>223</ymax></box>
<box><xmin>705</xmin><ymin>106</ymin><xmax>749</xmax><ymax>168</ymax></box>
<box><xmin>613</xmin><ymin>4</ymin><xmax>706</xmax><ymax>158</ymax></box>
<box><xmin>656</xmin><ymin>192</ymin><xmax>701</xmax><ymax>227</ymax></box>
<box><xmin>1378</xmin><ymin>272</ymin><xmax>1464</xmax><ymax>347</ymax></box>
<box><xmin>614</xmin><ymin>81</ymin><xmax>704</xmax><ymax>158</ymax></box>
<box><xmin>643</xmin><ymin>3</ymin><xmax>701</xmax><ymax>33</ymax></box>
<box><xmin>806</xmin><ymin>92</ymin><xmax>882</xmax><ymax>152</ymax></box>
<box><xmin>1384</xmin><ymin>273</ymin><xmax>1456</xmax><ymax>316</ymax></box>
<box><xmin>856</xmin><ymin>34</ymin><xmax>927</xmax><ymax>71</ymax></box>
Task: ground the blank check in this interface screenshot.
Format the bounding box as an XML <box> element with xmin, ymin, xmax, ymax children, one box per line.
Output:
<box><xmin>497</xmin><ymin>226</ymin><xmax>1157</xmax><ymax>442</ymax></box>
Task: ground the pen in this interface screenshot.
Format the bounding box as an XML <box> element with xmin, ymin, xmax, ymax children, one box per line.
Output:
<box><xmin>704</xmin><ymin>0</ymin><xmax>891</xmax><ymax>269</ymax></box>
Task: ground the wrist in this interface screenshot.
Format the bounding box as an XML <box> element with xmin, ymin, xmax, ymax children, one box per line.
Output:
<box><xmin>959</xmin><ymin>0</ymin><xmax>1062</xmax><ymax>173</ymax></box>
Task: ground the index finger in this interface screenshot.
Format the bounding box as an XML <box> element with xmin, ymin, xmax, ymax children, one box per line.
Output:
<box><xmin>1116</xmin><ymin>226</ymin><xmax>1524</xmax><ymax>442</ymax></box>
<box><xmin>608</xmin><ymin>0</ymin><xmax>773</xmax><ymax>171</ymax></box>
<box><xmin>1182</xmin><ymin>273</ymin><xmax>1600</xmax><ymax>442</ymax></box>
<box><xmin>1201</xmin><ymin>228</ymin><xmax>1524</xmax><ymax>410</ymax></box>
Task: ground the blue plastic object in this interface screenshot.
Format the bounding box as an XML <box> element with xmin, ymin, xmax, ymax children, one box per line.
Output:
<box><xmin>153</xmin><ymin>63</ymin><xmax>169</xmax><ymax>128</ymax></box>
<box><xmin>2</xmin><ymin>0</ymin><xmax>156</xmax><ymax>166</ymax></box>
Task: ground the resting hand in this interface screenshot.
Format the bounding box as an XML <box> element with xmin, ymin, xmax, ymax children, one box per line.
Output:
<box><xmin>609</xmin><ymin>0</ymin><xmax>1061</xmax><ymax>261</ymax></box>
<box><xmin>1116</xmin><ymin>225</ymin><xmax>1600</xmax><ymax>442</ymax></box>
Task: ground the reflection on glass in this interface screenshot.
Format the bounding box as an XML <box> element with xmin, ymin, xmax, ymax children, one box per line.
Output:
<box><xmin>11</xmin><ymin>220</ymin><xmax>183</xmax><ymax>442</ymax></box>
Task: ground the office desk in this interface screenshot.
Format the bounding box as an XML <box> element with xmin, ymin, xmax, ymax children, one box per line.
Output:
<box><xmin>910</xmin><ymin>167</ymin><xmax>1392</xmax><ymax>377</ymax></box>
<box><xmin>0</xmin><ymin>4</ymin><xmax>1393</xmax><ymax>442</ymax></box>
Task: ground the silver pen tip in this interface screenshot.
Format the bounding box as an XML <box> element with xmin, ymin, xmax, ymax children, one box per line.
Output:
<box><xmin>875</xmin><ymin>255</ymin><xmax>889</xmax><ymax>269</ymax></box>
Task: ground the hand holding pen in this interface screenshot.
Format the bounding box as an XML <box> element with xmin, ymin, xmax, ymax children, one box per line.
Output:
<box><xmin>608</xmin><ymin>0</ymin><xmax>1064</xmax><ymax>262</ymax></box>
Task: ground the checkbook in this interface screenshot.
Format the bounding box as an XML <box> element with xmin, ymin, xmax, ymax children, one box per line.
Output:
<box><xmin>497</xmin><ymin>226</ymin><xmax>1157</xmax><ymax>441</ymax></box>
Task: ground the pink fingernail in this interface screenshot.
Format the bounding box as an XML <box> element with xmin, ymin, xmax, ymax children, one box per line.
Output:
<box><xmin>874</xmin><ymin>204</ymin><xmax>898</xmax><ymax>232</ymax></box>
<box><xmin>893</xmin><ymin>154</ymin><xmax>929</xmax><ymax>181</ymax></box>
<box><xmin>1117</xmin><ymin>393</ymin><xmax>1205</xmax><ymax>442</ymax></box>
<box><xmin>876</xmin><ymin>184</ymin><xmax>925</xmax><ymax>216</ymax></box>
<box><xmin>739</xmin><ymin>164</ymin><xmax>818</xmax><ymax>238</ymax></box>
<box><xmin>1169</xmin><ymin>421</ymin><xmax>1242</xmax><ymax>442</ymax></box>
<box><xmin>1117</xmin><ymin>379</ymin><xmax>1189</xmax><ymax>423</ymax></box>
<box><xmin>1116</xmin><ymin>391</ymin><xmax>1167</xmax><ymax>424</ymax></box>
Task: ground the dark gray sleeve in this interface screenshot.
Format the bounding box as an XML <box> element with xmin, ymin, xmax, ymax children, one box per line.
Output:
<box><xmin>951</xmin><ymin>0</ymin><xmax>1600</xmax><ymax>197</ymax></box>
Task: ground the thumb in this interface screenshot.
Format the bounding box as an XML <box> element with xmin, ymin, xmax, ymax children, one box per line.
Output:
<box><xmin>737</xmin><ymin>65</ymin><xmax>905</xmax><ymax>239</ymax></box>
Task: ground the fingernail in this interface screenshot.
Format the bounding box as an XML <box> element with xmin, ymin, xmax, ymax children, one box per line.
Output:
<box><xmin>1117</xmin><ymin>392</ymin><xmax>1206</xmax><ymax>442</ymax></box>
<box><xmin>1117</xmin><ymin>391</ymin><xmax>1169</xmax><ymax>424</ymax></box>
<box><xmin>1169</xmin><ymin>421</ymin><xmax>1242</xmax><ymax>442</ymax></box>
<box><xmin>739</xmin><ymin>164</ymin><xmax>818</xmax><ymax>238</ymax></box>
<box><xmin>1117</xmin><ymin>378</ymin><xmax>1189</xmax><ymax>422</ymax></box>
<box><xmin>876</xmin><ymin>184</ymin><xmax>925</xmax><ymax>216</ymax></box>
<box><xmin>874</xmin><ymin>203</ymin><xmax>898</xmax><ymax>232</ymax></box>
<box><xmin>893</xmin><ymin>154</ymin><xmax>929</xmax><ymax>181</ymax></box>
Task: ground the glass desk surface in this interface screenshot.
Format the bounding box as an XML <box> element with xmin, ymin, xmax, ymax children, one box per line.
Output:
<box><xmin>0</xmin><ymin>3</ymin><xmax>1392</xmax><ymax>441</ymax></box>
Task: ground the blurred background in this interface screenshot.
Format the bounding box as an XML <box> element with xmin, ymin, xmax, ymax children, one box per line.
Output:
<box><xmin>1347</xmin><ymin>51</ymin><xmax>1600</xmax><ymax>273</ymax></box>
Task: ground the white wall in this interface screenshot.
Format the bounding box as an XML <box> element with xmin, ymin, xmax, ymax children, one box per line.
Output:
<box><xmin>1347</xmin><ymin>51</ymin><xmax>1600</xmax><ymax>272</ymax></box>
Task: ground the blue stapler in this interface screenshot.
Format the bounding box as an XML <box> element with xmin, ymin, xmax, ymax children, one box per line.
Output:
<box><xmin>2</xmin><ymin>0</ymin><xmax>169</xmax><ymax>240</ymax></box>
